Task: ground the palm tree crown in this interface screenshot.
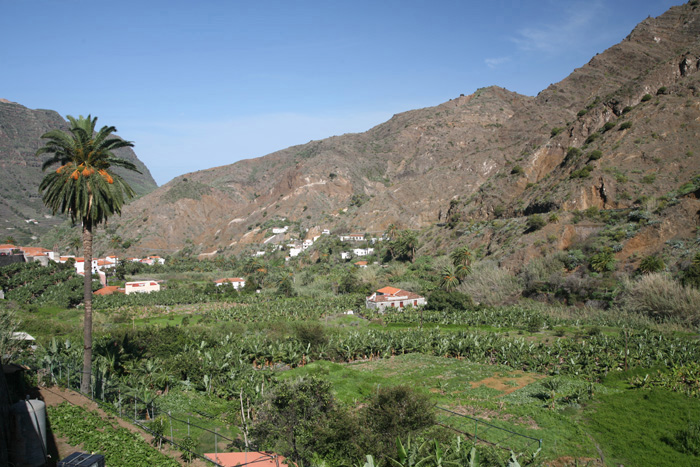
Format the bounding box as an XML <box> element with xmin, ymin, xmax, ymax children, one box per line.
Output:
<box><xmin>37</xmin><ymin>114</ymin><xmax>140</xmax><ymax>227</ymax></box>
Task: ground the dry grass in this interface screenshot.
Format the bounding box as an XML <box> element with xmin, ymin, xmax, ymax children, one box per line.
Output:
<box><xmin>458</xmin><ymin>261</ymin><xmax>523</xmax><ymax>306</ymax></box>
<box><xmin>620</xmin><ymin>273</ymin><xmax>700</xmax><ymax>326</ymax></box>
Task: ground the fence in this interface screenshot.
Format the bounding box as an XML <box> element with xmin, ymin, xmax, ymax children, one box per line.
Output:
<box><xmin>41</xmin><ymin>360</ymin><xmax>274</xmax><ymax>466</ymax></box>
<box><xmin>436</xmin><ymin>406</ymin><xmax>542</xmax><ymax>459</ymax></box>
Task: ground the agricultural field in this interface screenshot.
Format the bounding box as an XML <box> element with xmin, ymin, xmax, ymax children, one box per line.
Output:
<box><xmin>2</xmin><ymin>255</ymin><xmax>700</xmax><ymax>466</ymax></box>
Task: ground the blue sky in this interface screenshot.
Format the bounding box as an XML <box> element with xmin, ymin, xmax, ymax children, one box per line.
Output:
<box><xmin>2</xmin><ymin>0</ymin><xmax>682</xmax><ymax>185</ymax></box>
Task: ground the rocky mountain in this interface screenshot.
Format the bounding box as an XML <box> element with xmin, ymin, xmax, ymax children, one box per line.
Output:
<box><xmin>71</xmin><ymin>3</ymin><xmax>700</xmax><ymax>268</ymax></box>
<box><xmin>0</xmin><ymin>101</ymin><xmax>157</xmax><ymax>244</ymax></box>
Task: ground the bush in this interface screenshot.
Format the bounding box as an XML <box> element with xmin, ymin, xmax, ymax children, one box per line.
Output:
<box><xmin>510</xmin><ymin>165</ymin><xmax>524</xmax><ymax>175</ymax></box>
<box><xmin>526</xmin><ymin>214</ymin><xmax>547</xmax><ymax>232</ymax></box>
<box><xmin>620</xmin><ymin>273</ymin><xmax>700</xmax><ymax>325</ymax></box>
<box><xmin>657</xmin><ymin>86</ymin><xmax>668</xmax><ymax>95</ymax></box>
<box><xmin>570</xmin><ymin>166</ymin><xmax>593</xmax><ymax>179</ymax></box>
<box><xmin>426</xmin><ymin>290</ymin><xmax>474</xmax><ymax>311</ymax></box>
<box><xmin>551</xmin><ymin>127</ymin><xmax>564</xmax><ymax>137</ymax></box>
<box><xmin>363</xmin><ymin>385</ymin><xmax>435</xmax><ymax>460</ymax></box>
<box><xmin>619</xmin><ymin>121</ymin><xmax>633</xmax><ymax>130</ymax></box>
<box><xmin>641</xmin><ymin>94</ymin><xmax>653</xmax><ymax>102</ymax></box>
<box><xmin>641</xmin><ymin>173</ymin><xmax>656</xmax><ymax>184</ymax></box>
<box><xmin>668</xmin><ymin>422</ymin><xmax>700</xmax><ymax>456</ymax></box>
<box><xmin>590</xmin><ymin>248</ymin><xmax>616</xmax><ymax>273</ymax></box>
<box><xmin>585</xmin><ymin>133</ymin><xmax>600</xmax><ymax>144</ymax></box>
<box><xmin>638</xmin><ymin>255</ymin><xmax>665</xmax><ymax>274</ymax></box>
<box><xmin>602</xmin><ymin>122</ymin><xmax>616</xmax><ymax>132</ymax></box>
<box><xmin>565</xmin><ymin>147</ymin><xmax>582</xmax><ymax>164</ymax></box>
<box><xmin>458</xmin><ymin>261</ymin><xmax>523</xmax><ymax>306</ymax></box>
<box><xmin>588</xmin><ymin>150</ymin><xmax>603</xmax><ymax>161</ymax></box>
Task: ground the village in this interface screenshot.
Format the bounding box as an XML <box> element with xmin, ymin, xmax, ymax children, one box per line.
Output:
<box><xmin>0</xmin><ymin>223</ymin><xmax>427</xmax><ymax>310</ymax></box>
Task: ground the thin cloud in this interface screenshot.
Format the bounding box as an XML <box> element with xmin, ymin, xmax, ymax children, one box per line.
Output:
<box><xmin>485</xmin><ymin>57</ymin><xmax>511</xmax><ymax>69</ymax></box>
<box><xmin>511</xmin><ymin>1</ymin><xmax>605</xmax><ymax>55</ymax></box>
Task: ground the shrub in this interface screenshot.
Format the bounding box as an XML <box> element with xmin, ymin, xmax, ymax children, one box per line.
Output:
<box><xmin>620</xmin><ymin>273</ymin><xmax>700</xmax><ymax>325</ymax></box>
<box><xmin>638</xmin><ymin>255</ymin><xmax>665</xmax><ymax>274</ymax></box>
<box><xmin>565</xmin><ymin>147</ymin><xmax>583</xmax><ymax>164</ymax></box>
<box><xmin>619</xmin><ymin>121</ymin><xmax>633</xmax><ymax>130</ymax></box>
<box><xmin>602</xmin><ymin>122</ymin><xmax>616</xmax><ymax>132</ymax></box>
<box><xmin>551</xmin><ymin>127</ymin><xmax>564</xmax><ymax>137</ymax></box>
<box><xmin>570</xmin><ymin>166</ymin><xmax>593</xmax><ymax>179</ymax></box>
<box><xmin>458</xmin><ymin>261</ymin><xmax>522</xmax><ymax>306</ymax></box>
<box><xmin>526</xmin><ymin>214</ymin><xmax>547</xmax><ymax>232</ymax></box>
<box><xmin>426</xmin><ymin>290</ymin><xmax>474</xmax><ymax>311</ymax></box>
<box><xmin>577</xmin><ymin>109</ymin><xmax>588</xmax><ymax>117</ymax></box>
<box><xmin>511</xmin><ymin>165</ymin><xmax>524</xmax><ymax>175</ymax></box>
<box><xmin>641</xmin><ymin>173</ymin><xmax>657</xmax><ymax>184</ymax></box>
<box><xmin>588</xmin><ymin>150</ymin><xmax>603</xmax><ymax>161</ymax></box>
<box><xmin>681</xmin><ymin>252</ymin><xmax>700</xmax><ymax>288</ymax></box>
<box><xmin>657</xmin><ymin>86</ymin><xmax>668</xmax><ymax>95</ymax></box>
<box><xmin>641</xmin><ymin>94</ymin><xmax>653</xmax><ymax>102</ymax></box>
<box><xmin>585</xmin><ymin>133</ymin><xmax>600</xmax><ymax>144</ymax></box>
<box><xmin>590</xmin><ymin>248</ymin><xmax>616</xmax><ymax>273</ymax></box>
<box><xmin>622</xmin><ymin>106</ymin><xmax>633</xmax><ymax>114</ymax></box>
<box><xmin>668</xmin><ymin>422</ymin><xmax>700</xmax><ymax>456</ymax></box>
<box><xmin>363</xmin><ymin>385</ymin><xmax>435</xmax><ymax>458</ymax></box>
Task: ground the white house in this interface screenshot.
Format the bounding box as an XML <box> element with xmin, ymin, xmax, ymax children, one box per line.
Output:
<box><xmin>352</xmin><ymin>248</ymin><xmax>374</xmax><ymax>257</ymax></box>
<box><xmin>125</xmin><ymin>280</ymin><xmax>161</xmax><ymax>295</ymax></box>
<box><xmin>272</xmin><ymin>226</ymin><xmax>289</xmax><ymax>234</ymax></box>
<box><xmin>366</xmin><ymin>286</ymin><xmax>426</xmax><ymax>312</ymax></box>
<box><xmin>340</xmin><ymin>251</ymin><xmax>351</xmax><ymax>260</ymax></box>
<box><xmin>339</xmin><ymin>233</ymin><xmax>365</xmax><ymax>242</ymax></box>
<box><xmin>214</xmin><ymin>277</ymin><xmax>246</xmax><ymax>289</ymax></box>
<box><xmin>288</xmin><ymin>247</ymin><xmax>302</xmax><ymax>257</ymax></box>
<box><xmin>322</xmin><ymin>229</ymin><xmax>330</xmax><ymax>235</ymax></box>
<box><xmin>302</xmin><ymin>239</ymin><xmax>314</xmax><ymax>250</ymax></box>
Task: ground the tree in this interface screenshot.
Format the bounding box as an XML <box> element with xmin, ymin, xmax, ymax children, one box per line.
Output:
<box><xmin>37</xmin><ymin>115</ymin><xmax>139</xmax><ymax>394</ymax></box>
<box><xmin>389</xmin><ymin>230</ymin><xmax>419</xmax><ymax>263</ymax></box>
<box><xmin>450</xmin><ymin>247</ymin><xmax>472</xmax><ymax>280</ymax></box>
<box><xmin>439</xmin><ymin>265</ymin><xmax>460</xmax><ymax>292</ymax></box>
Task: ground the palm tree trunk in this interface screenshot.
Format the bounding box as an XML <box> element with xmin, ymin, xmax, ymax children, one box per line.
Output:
<box><xmin>80</xmin><ymin>223</ymin><xmax>93</xmax><ymax>394</ymax></box>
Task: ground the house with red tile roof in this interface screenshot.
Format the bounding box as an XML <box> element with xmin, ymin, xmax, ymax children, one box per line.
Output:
<box><xmin>366</xmin><ymin>286</ymin><xmax>426</xmax><ymax>312</ymax></box>
<box><xmin>214</xmin><ymin>277</ymin><xmax>246</xmax><ymax>290</ymax></box>
<box><xmin>125</xmin><ymin>280</ymin><xmax>160</xmax><ymax>295</ymax></box>
<box><xmin>203</xmin><ymin>452</ymin><xmax>291</xmax><ymax>467</ymax></box>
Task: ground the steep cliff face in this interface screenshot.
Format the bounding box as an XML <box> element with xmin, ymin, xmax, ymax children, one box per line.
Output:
<box><xmin>111</xmin><ymin>3</ymin><xmax>700</xmax><ymax>264</ymax></box>
<box><xmin>0</xmin><ymin>101</ymin><xmax>158</xmax><ymax>244</ymax></box>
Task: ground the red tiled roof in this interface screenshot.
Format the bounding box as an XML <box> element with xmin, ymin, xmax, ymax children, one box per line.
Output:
<box><xmin>203</xmin><ymin>452</ymin><xmax>291</xmax><ymax>467</ymax></box>
<box><xmin>354</xmin><ymin>261</ymin><xmax>368</xmax><ymax>266</ymax></box>
<box><xmin>377</xmin><ymin>286</ymin><xmax>401</xmax><ymax>295</ymax></box>
<box><xmin>94</xmin><ymin>286</ymin><xmax>123</xmax><ymax>296</ymax></box>
<box><xmin>20</xmin><ymin>247</ymin><xmax>51</xmax><ymax>256</ymax></box>
<box><xmin>368</xmin><ymin>287</ymin><xmax>423</xmax><ymax>303</ymax></box>
<box><xmin>0</xmin><ymin>244</ymin><xmax>17</xmax><ymax>249</ymax></box>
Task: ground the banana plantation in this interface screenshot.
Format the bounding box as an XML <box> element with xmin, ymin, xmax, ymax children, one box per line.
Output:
<box><xmin>4</xmin><ymin>259</ymin><xmax>700</xmax><ymax>466</ymax></box>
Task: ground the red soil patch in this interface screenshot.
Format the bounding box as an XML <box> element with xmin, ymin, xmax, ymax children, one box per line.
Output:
<box><xmin>470</xmin><ymin>371</ymin><xmax>544</xmax><ymax>395</ymax></box>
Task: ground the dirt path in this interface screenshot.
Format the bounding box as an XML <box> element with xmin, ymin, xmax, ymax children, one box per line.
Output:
<box><xmin>37</xmin><ymin>385</ymin><xmax>208</xmax><ymax>467</ymax></box>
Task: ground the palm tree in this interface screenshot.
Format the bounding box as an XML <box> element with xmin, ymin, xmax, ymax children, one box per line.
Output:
<box><xmin>37</xmin><ymin>114</ymin><xmax>139</xmax><ymax>394</ymax></box>
<box><xmin>439</xmin><ymin>265</ymin><xmax>460</xmax><ymax>292</ymax></box>
<box><xmin>451</xmin><ymin>247</ymin><xmax>472</xmax><ymax>281</ymax></box>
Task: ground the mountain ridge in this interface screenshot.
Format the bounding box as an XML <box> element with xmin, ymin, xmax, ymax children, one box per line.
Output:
<box><xmin>106</xmin><ymin>2</ymin><xmax>700</xmax><ymax>266</ymax></box>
